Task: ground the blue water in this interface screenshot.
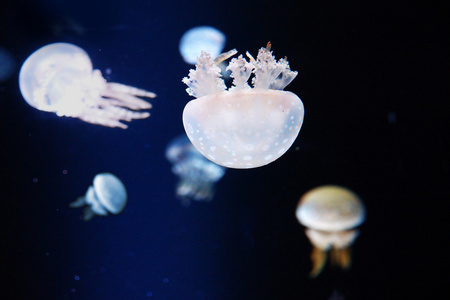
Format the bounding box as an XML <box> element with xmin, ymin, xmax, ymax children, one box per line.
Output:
<box><xmin>1</xmin><ymin>0</ymin><xmax>447</xmax><ymax>299</ymax></box>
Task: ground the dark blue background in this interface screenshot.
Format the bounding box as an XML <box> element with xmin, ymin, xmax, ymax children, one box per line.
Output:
<box><xmin>1</xmin><ymin>0</ymin><xmax>447</xmax><ymax>299</ymax></box>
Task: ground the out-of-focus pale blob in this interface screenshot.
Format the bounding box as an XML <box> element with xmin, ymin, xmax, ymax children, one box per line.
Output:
<box><xmin>70</xmin><ymin>173</ymin><xmax>127</xmax><ymax>221</ymax></box>
<box><xmin>19</xmin><ymin>43</ymin><xmax>156</xmax><ymax>129</ymax></box>
<box><xmin>166</xmin><ymin>134</ymin><xmax>225</xmax><ymax>206</ymax></box>
<box><xmin>0</xmin><ymin>47</ymin><xmax>16</xmax><ymax>82</ymax></box>
<box><xmin>179</xmin><ymin>26</ymin><xmax>226</xmax><ymax>64</ymax></box>
<box><xmin>296</xmin><ymin>185</ymin><xmax>366</xmax><ymax>277</ymax></box>
<box><xmin>182</xmin><ymin>43</ymin><xmax>304</xmax><ymax>169</ymax></box>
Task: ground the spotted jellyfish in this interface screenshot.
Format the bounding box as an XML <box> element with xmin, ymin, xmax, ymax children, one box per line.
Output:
<box><xmin>182</xmin><ymin>43</ymin><xmax>304</xmax><ymax>169</ymax></box>
<box><xmin>19</xmin><ymin>43</ymin><xmax>156</xmax><ymax>129</ymax></box>
<box><xmin>70</xmin><ymin>173</ymin><xmax>127</xmax><ymax>221</ymax></box>
<box><xmin>295</xmin><ymin>185</ymin><xmax>366</xmax><ymax>277</ymax></box>
<box><xmin>179</xmin><ymin>26</ymin><xmax>226</xmax><ymax>65</ymax></box>
<box><xmin>166</xmin><ymin>134</ymin><xmax>225</xmax><ymax>205</ymax></box>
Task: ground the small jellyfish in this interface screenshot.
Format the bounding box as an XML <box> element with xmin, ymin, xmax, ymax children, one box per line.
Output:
<box><xmin>70</xmin><ymin>173</ymin><xmax>127</xmax><ymax>221</ymax></box>
<box><xmin>19</xmin><ymin>43</ymin><xmax>156</xmax><ymax>129</ymax></box>
<box><xmin>179</xmin><ymin>26</ymin><xmax>226</xmax><ymax>65</ymax></box>
<box><xmin>182</xmin><ymin>43</ymin><xmax>304</xmax><ymax>169</ymax></box>
<box><xmin>295</xmin><ymin>185</ymin><xmax>366</xmax><ymax>277</ymax></box>
<box><xmin>166</xmin><ymin>134</ymin><xmax>225</xmax><ymax>205</ymax></box>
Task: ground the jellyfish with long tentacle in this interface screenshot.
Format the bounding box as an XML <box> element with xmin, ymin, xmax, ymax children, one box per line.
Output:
<box><xmin>19</xmin><ymin>43</ymin><xmax>156</xmax><ymax>129</ymax></box>
<box><xmin>182</xmin><ymin>43</ymin><xmax>304</xmax><ymax>169</ymax></box>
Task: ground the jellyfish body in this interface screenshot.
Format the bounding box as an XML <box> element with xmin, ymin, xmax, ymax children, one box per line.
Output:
<box><xmin>70</xmin><ymin>173</ymin><xmax>127</xmax><ymax>221</ymax></box>
<box><xmin>19</xmin><ymin>43</ymin><xmax>156</xmax><ymax>129</ymax></box>
<box><xmin>296</xmin><ymin>185</ymin><xmax>366</xmax><ymax>277</ymax></box>
<box><xmin>166</xmin><ymin>134</ymin><xmax>225</xmax><ymax>205</ymax></box>
<box><xmin>182</xmin><ymin>43</ymin><xmax>304</xmax><ymax>169</ymax></box>
<box><xmin>179</xmin><ymin>26</ymin><xmax>226</xmax><ymax>65</ymax></box>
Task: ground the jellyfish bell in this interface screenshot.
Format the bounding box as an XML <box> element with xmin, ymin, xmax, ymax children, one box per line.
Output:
<box><xmin>296</xmin><ymin>185</ymin><xmax>365</xmax><ymax>277</ymax></box>
<box><xmin>92</xmin><ymin>173</ymin><xmax>127</xmax><ymax>214</ymax></box>
<box><xmin>19</xmin><ymin>43</ymin><xmax>92</xmax><ymax>113</ymax></box>
<box><xmin>70</xmin><ymin>173</ymin><xmax>128</xmax><ymax>221</ymax></box>
<box><xmin>19</xmin><ymin>42</ymin><xmax>156</xmax><ymax>129</ymax></box>
<box><xmin>296</xmin><ymin>186</ymin><xmax>365</xmax><ymax>232</ymax></box>
<box><xmin>179</xmin><ymin>26</ymin><xmax>226</xmax><ymax>65</ymax></box>
<box><xmin>182</xmin><ymin>43</ymin><xmax>304</xmax><ymax>169</ymax></box>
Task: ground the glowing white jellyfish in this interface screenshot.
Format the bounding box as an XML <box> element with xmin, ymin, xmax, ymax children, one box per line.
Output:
<box><xmin>19</xmin><ymin>43</ymin><xmax>156</xmax><ymax>129</ymax></box>
<box><xmin>166</xmin><ymin>134</ymin><xmax>225</xmax><ymax>205</ymax></box>
<box><xmin>295</xmin><ymin>185</ymin><xmax>366</xmax><ymax>277</ymax></box>
<box><xmin>70</xmin><ymin>173</ymin><xmax>127</xmax><ymax>221</ymax></box>
<box><xmin>179</xmin><ymin>26</ymin><xmax>226</xmax><ymax>65</ymax></box>
<box><xmin>182</xmin><ymin>43</ymin><xmax>304</xmax><ymax>169</ymax></box>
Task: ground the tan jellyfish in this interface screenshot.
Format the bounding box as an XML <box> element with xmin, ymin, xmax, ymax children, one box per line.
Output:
<box><xmin>182</xmin><ymin>43</ymin><xmax>304</xmax><ymax>169</ymax></box>
<box><xmin>295</xmin><ymin>185</ymin><xmax>366</xmax><ymax>277</ymax></box>
<box><xmin>19</xmin><ymin>43</ymin><xmax>156</xmax><ymax>129</ymax></box>
<box><xmin>70</xmin><ymin>173</ymin><xmax>127</xmax><ymax>221</ymax></box>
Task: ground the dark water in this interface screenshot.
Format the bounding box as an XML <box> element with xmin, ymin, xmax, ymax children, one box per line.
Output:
<box><xmin>1</xmin><ymin>0</ymin><xmax>447</xmax><ymax>299</ymax></box>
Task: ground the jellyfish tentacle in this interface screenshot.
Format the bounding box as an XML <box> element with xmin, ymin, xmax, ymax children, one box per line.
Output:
<box><xmin>82</xmin><ymin>207</ymin><xmax>96</xmax><ymax>221</ymax></box>
<box><xmin>251</xmin><ymin>46</ymin><xmax>298</xmax><ymax>90</ymax></box>
<box><xmin>227</xmin><ymin>55</ymin><xmax>254</xmax><ymax>90</ymax></box>
<box><xmin>309</xmin><ymin>246</ymin><xmax>327</xmax><ymax>278</ymax></box>
<box><xmin>106</xmin><ymin>82</ymin><xmax>157</xmax><ymax>98</ymax></box>
<box><xmin>213</xmin><ymin>48</ymin><xmax>237</xmax><ymax>65</ymax></box>
<box><xmin>106</xmin><ymin>105</ymin><xmax>151</xmax><ymax>120</ymax></box>
<box><xmin>78</xmin><ymin>108</ymin><xmax>129</xmax><ymax>129</ymax></box>
<box><xmin>69</xmin><ymin>197</ymin><xmax>86</xmax><ymax>208</ymax></box>
<box><xmin>330</xmin><ymin>248</ymin><xmax>352</xmax><ymax>270</ymax></box>
<box><xmin>101</xmin><ymin>88</ymin><xmax>153</xmax><ymax>110</ymax></box>
<box><xmin>78</xmin><ymin>105</ymin><xmax>150</xmax><ymax>129</ymax></box>
<box><xmin>182</xmin><ymin>51</ymin><xmax>226</xmax><ymax>98</ymax></box>
<box><xmin>245</xmin><ymin>51</ymin><xmax>256</xmax><ymax>64</ymax></box>
<box><xmin>95</xmin><ymin>97</ymin><xmax>125</xmax><ymax>108</ymax></box>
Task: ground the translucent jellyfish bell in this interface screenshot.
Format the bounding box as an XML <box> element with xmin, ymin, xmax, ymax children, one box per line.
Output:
<box><xmin>295</xmin><ymin>185</ymin><xmax>366</xmax><ymax>277</ymax></box>
<box><xmin>182</xmin><ymin>43</ymin><xmax>304</xmax><ymax>169</ymax></box>
<box><xmin>70</xmin><ymin>173</ymin><xmax>128</xmax><ymax>221</ymax></box>
<box><xmin>166</xmin><ymin>134</ymin><xmax>225</xmax><ymax>205</ymax></box>
<box><xmin>19</xmin><ymin>43</ymin><xmax>156</xmax><ymax>129</ymax></box>
<box><xmin>179</xmin><ymin>26</ymin><xmax>226</xmax><ymax>65</ymax></box>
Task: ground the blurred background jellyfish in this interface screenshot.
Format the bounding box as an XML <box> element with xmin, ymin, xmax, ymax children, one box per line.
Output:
<box><xmin>166</xmin><ymin>134</ymin><xmax>226</xmax><ymax>206</ymax></box>
<box><xmin>179</xmin><ymin>26</ymin><xmax>226</xmax><ymax>65</ymax></box>
<box><xmin>70</xmin><ymin>173</ymin><xmax>128</xmax><ymax>221</ymax></box>
<box><xmin>19</xmin><ymin>43</ymin><xmax>156</xmax><ymax>129</ymax></box>
<box><xmin>182</xmin><ymin>43</ymin><xmax>304</xmax><ymax>169</ymax></box>
<box><xmin>295</xmin><ymin>185</ymin><xmax>366</xmax><ymax>277</ymax></box>
<box><xmin>0</xmin><ymin>47</ymin><xmax>16</xmax><ymax>82</ymax></box>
